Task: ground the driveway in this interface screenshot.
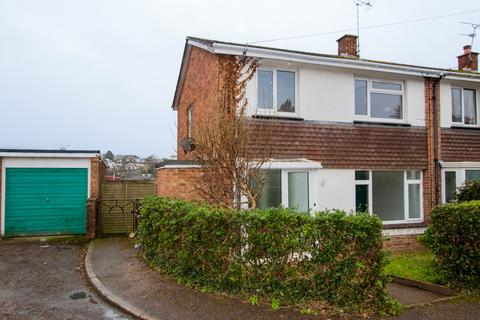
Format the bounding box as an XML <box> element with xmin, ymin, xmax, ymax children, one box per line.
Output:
<box><xmin>0</xmin><ymin>238</ymin><xmax>128</xmax><ymax>320</ymax></box>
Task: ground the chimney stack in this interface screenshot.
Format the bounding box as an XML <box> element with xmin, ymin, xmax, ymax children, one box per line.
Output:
<box><xmin>457</xmin><ymin>45</ymin><xmax>478</xmax><ymax>71</ymax></box>
<box><xmin>337</xmin><ymin>34</ymin><xmax>358</xmax><ymax>58</ymax></box>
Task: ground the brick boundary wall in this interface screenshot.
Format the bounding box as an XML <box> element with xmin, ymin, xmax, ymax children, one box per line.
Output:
<box><xmin>86</xmin><ymin>156</ymin><xmax>106</xmax><ymax>239</ymax></box>
<box><xmin>156</xmin><ymin>167</ymin><xmax>204</xmax><ymax>201</ymax></box>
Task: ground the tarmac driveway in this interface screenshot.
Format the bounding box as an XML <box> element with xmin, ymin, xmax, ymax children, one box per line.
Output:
<box><xmin>0</xmin><ymin>238</ymin><xmax>128</xmax><ymax>320</ymax></box>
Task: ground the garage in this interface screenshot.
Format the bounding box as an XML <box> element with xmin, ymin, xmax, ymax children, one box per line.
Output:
<box><xmin>0</xmin><ymin>149</ymin><xmax>105</xmax><ymax>237</ymax></box>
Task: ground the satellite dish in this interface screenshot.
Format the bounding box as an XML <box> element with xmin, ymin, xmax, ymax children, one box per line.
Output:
<box><xmin>181</xmin><ymin>137</ymin><xmax>195</xmax><ymax>153</ymax></box>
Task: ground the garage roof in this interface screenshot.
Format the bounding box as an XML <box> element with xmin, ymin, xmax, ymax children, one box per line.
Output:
<box><xmin>0</xmin><ymin>149</ymin><xmax>101</xmax><ymax>158</ymax></box>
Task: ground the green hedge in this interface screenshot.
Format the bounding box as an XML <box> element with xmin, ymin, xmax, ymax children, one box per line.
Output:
<box><xmin>420</xmin><ymin>201</ymin><xmax>480</xmax><ymax>289</ymax></box>
<box><xmin>455</xmin><ymin>180</ymin><xmax>480</xmax><ymax>202</ymax></box>
<box><xmin>137</xmin><ymin>196</ymin><xmax>393</xmax><ymax>313</ymax></box>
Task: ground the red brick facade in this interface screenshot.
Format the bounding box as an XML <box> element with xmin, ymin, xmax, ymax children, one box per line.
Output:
<box><xmin>176</xmin><ymin>46</ymin><xmax>220</xmax><ymax>160</ymax></box>
<box><xmin>87</xmin><ymin>156</ymin><xmax>106</xmax><ymax>239</ymax></box>
<box><xmin>423</xmin><ymin>78</ymin><xmax>441</xmax><ymax>223</ymax></box>
<box><xmin>383</xmin><ymin>234</ymin><xmax>424</xmax><ymax>252</ymax></box>
<box><xmin>156</xmin><ymin>167</ymin><xmax>203</xmax><ymax>201</ymax></box>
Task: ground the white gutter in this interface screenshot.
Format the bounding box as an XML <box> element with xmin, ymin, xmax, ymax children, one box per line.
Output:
<box><xmin>0</xmin><ymin>152</ymin><xmax>99</xmax><ymax>158</ymax></box>
<box><xmin>211</xmin><ymin>43</ymin><xmax>480</xmax><ymax>82</ymax></box>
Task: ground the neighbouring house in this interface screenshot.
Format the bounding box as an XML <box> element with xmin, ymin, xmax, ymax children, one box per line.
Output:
<box><xmin>0</xmin><ymin>149</ymin><xmax>106</xmax><ymax>238</ymax></box>
<box><xmin>157</xmin><ymin>35</ymin><xmax>480</xmax><ymax>251</ymax></box>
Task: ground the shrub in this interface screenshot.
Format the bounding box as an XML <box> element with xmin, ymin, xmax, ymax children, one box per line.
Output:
<box><xmin>455</xmin><ymin>180</ymin><xmax>480</xmax><ymax>202</ymax></box>
<box><xmin>420</xmin><ymin>201</ymin><xmax>480</xmax><ymax>289</ymax></box>
<box><xmin>137</xmin><ymin>196</ymin><xmax>393</xmax><ymax>314</ymax></box>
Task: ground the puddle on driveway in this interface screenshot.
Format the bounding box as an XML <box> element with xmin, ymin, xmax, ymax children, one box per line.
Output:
<box><xmin>69</xmin><ymin>291</ymin><xmax>87</xmax><ymax>300</ymax></box>
<box><xmin>103</xmin><ymin>309</ymin><xmax>129</xmax><ymax>320</ymax></box>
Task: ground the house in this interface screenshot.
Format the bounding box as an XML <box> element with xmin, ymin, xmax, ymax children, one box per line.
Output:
<box><xmin>0</xmin><ymin>149</ymin><xmax>106</xmax><ymax>238</ymax></box>
<box><xmin>157</xmin><ymin>35</ymin><xmax>480</xmax><ymax>250</ymax></box>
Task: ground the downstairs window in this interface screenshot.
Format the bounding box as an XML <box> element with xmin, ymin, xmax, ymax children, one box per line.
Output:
<box><xmin>355</xmin><ymin>170</ymin><xmax>422</xmax><ymax>223</ymax></box>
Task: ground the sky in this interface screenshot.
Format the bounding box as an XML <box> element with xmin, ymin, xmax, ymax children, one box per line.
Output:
<box><xmin>0</xmin><ymin>0</ymin><xmax>479</xmax><ymax>158</ymax></box>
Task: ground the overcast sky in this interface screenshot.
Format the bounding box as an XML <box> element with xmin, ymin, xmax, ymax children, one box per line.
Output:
<box><xmin>1</xmin><ymin>0</ymin><xmax>479</xmax><ymax>157</ymax></box>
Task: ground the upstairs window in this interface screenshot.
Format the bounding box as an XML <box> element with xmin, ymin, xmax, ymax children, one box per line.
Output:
<box><xmin>258</xmin><ymin>69</ymin><xmax>296</xmax><ymax>114</ymax></box>
<box><xmin>355</xmin><ymin>79</ymin><xmax>404</xmax><ymax>120</ymax></box>
<box><xmin>452</xmin><ymin>88</ymin><xmax>477</xmax><ymax>125</ymax></box>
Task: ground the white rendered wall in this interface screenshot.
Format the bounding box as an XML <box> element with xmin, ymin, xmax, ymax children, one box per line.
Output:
<box><xmin>246</xmin><ymin>60</ymin><xmax>427</xmax><ymax>126</ymax></box>
<box><xmin>316</xmin><ymin>169</ymin><xmax>355</xmax><ymax>212</ymax></box>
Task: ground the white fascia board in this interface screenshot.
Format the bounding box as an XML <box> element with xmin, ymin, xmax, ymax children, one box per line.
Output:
<box><xmin>440</xmin><ymin>161</ymin><xmax>480</xmax><ymax>169</ymax></box>
<box><xmin>187</xmin><ymin>39</ymin><xmax>215</xmax><ymax>53</ymax></box>
<box><xmin>212</xmin><ymin>43</ymin><xmax>480</xmax><ymax>82</ymax></box>
<box><xmin>0</xmin><ymin>152</ymin><xmax>98</xmax><ymax>158</ymax></box>
<box><xmin>260</xmin><ymin>159</ymin><xmax>323</xmax><ymax>170</ymax></box>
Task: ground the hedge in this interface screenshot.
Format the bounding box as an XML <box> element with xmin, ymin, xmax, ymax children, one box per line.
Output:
<box><xmin>137</xmin><ymin>196</ymin><xmax>394</xmax><ymax>313</ymax></box>
<box><xmin>420</xmin><ymin>201</ymin><xmax>480</xmax><ymax>290</ymax></box>
<box><xmin>455</xmin><ymin>180</ymin><xmax>480</xmax><ymax>202</ymax></box>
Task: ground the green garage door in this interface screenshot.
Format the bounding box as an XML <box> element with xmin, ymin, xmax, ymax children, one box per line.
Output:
<box><xmin>5</xmin><ymin>168</ymin><xmax>88</xmax><ymax>237</ymax></box>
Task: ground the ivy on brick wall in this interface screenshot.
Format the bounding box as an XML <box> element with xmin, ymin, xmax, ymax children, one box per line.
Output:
<box><xmin>420</xmin><ymin>201</ymin><xmax>480</xmax><ymax>290</ymax></box>
<box><xmin>137</xmin><ymin>196</ymin><xmax>398</xmax><ymax>314</ymax></box>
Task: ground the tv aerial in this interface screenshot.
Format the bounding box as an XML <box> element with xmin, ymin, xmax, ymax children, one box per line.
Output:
<box><xmin>460</xmin><ymin>21</ymin><xmax>480</xmax><ymax>69</ymax></box>
<box><xmin>353</xmin><ymin>0</ymin><xmax>374</xmax><ymax>56</ymax></box>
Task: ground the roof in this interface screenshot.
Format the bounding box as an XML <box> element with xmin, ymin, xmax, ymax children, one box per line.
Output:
<box><xmin>172</xmin><ymin>35</ymin><xmax>480</xmax><ymax>110</ymax></box>
<box><xmin>0</xmin><ymin>149</ymin><xmax>101</xmax><ymax>158</ymax></box>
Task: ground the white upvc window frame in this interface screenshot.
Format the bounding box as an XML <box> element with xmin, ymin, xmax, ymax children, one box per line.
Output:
<box><xmin>281</xmin><ymin>169</ymin><xmax>313</xmax><ymax>212</ymax></box>
<box><xmin>354</xmin><ymin>170</ymin><xmax>423</xmax><ymax>225</ymax></box>
<box><xmin>354</xmin><ymin>78</ymin><xmax>406</xmax><ymax>124</ymax></box>
<box><xmin>441</xmin><ymin>163</ymin><xmax>480</xmax><ymax>203</ymax></box>
<box><xmin>256</xmin><ymin>67</ymin><xmax>299</xmax><ymax>117</ymax></box>
<box><xmin>451</xmin><ymin>87</ymin><xmax>479</xmax><ymax>127</ymax></box>
<box><xmin>187</xmin><ymin>104</ymin><xmax>193</xmax><ymax>138</ymax></box>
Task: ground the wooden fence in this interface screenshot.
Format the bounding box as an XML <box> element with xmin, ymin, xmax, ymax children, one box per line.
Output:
<box><xmin>100</xmin><ymin>180</ymin><xmax>156</xmax><ymax>234</ymax></box>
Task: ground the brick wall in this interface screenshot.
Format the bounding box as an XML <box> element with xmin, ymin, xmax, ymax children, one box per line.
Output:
<box><xmin>87</xmin><ymin>156</ymin><xmax>106</xmax><ymax>239</ymax></box>
<box><xmin>156</xmin><ymin>167</ymin><xmax>204</xmax><ymax>201</ymax></box>
<box><xmin>383</xmin><ymin>235</ymin><xmax>424</xmax><ymax>252</ymax></box>
<box><xmin>177</xmin><ymin>46</ymin><xmax>220</xmax><ymax>160</ymax></box>
<box><xmin>0</xmin><ymin>157</ymin><xmax>2</xmax><ymax>235</ymax></box>
<box><xmin>423</xmin><ymin>77</ymin><xmax>441</xmax><ymax>223</ymax></box>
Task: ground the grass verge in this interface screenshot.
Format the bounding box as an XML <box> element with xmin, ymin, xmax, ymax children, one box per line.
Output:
<box><xmin>384</xmin><ymin>251</ymin><xmax>443</xmax><ymax>284</ymax></box>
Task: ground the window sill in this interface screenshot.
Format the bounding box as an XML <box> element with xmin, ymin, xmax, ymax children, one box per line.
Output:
<box><xmin>353</xmin><ymin>120</ymin><xmax>411</xmax><ymax>127</ymax></box>
<box><xmin>382</xmin><ymin>222</ymin><xmax>427</xmax><ymax>229</ymax></box>
<box><xmin>252</xmin><ymin>114</ymin><xmax>304</xmax><ymax>121</ymax></box>
<box><xmin>450</xmin><ymin>125</ymin><xmax>480</xmax><ymax>130</ymax></box>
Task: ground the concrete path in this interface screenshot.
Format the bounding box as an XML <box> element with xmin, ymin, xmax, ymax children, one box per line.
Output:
<box><xmin>0</xmin><ymin>238</ymin><xmax>128</xmax><ymax>320</ymax></box>
<box><xmin>87</xmin><ymin>237</ymin><xmax>480</xmax><ymax>320</ymax></box>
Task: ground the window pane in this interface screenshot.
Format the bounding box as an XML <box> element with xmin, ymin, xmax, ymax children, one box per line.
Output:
<box><xmin>464</xmin><ymin>89</ymin><xmax>477</xmax><ymax>125</ymax></box>
<box><xmin>372</xmin><ymin>171</ymin><xmax>405</xmax><ymax>221</ymax></box>
<box><xmin>445</xmin><ymin>171</ymin><xmax>457</xmax><ymax>203</ymax></box>
<box><xmin>371</xmin><ymin>93</ymin><xmax>403</xmax><ymax>119</ymax></box>
<box><xmin>277</xmin><ymin>71</ymin><xmax>295</xmax><ymax>113</ymax></box>
<box><xmin>407</xmin><ymin>170</ymin><xmax>421</xmax><ymax>180</ymax></box>
<box><xmin>355</xmin><ymin>170</ymin><xmax>369</xmax><ymax>180</ymax></box>
<box><xmin>288</xmin><ymin>172</ymin><xmax>309</xmax><ymax>212</ymax></box>
<box><xmin>258</xmin><ymin>70</ymin><xmax>273</xmax><ymax>110</ymax></box>
<box><xmin>452</xmin><ymin>88</ymin><xmax>462</xmax><ymax>123</ymax></box>
<box><xmin>408</xmin><ymin>184</ymin><xmax>421</xmax><ymax>219</ymax></box>
<box><xmin>466</xmin><ymin>170</ymin><xmax>480</xmax><ymax>181</ymax></box>
<box><xmin>372</xmin><ymin>81</ymin><xmax>402</xmax><ymax>91</ymax></box>
<box><xmin>355</xmin><ymin>79</ymin><xmax>367</xmax><ymax>115</ymax></box>
<box><xmin>257</xmin><ymin>170</ymin><xmax>282</xmax><ymax>209</ymax></box>
<box><xmin>356</xmin><ymin>184</ymin><xmax>369</xmax><ymax>212</ymax></box>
